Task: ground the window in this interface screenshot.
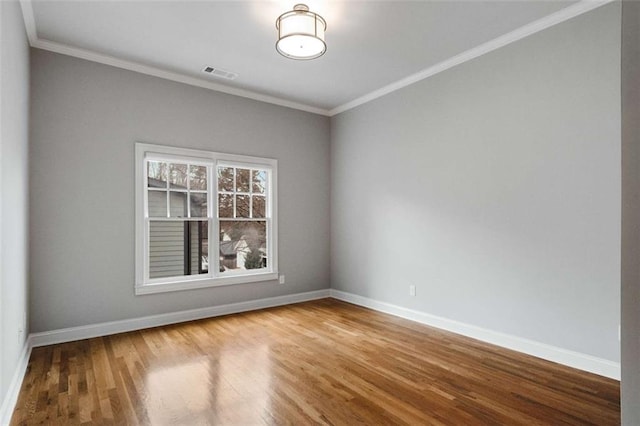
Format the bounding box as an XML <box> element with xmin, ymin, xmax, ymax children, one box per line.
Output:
<box><xmin>135</xmin><ymin>143</ymin><xmax>278</xmax><ymax>295</ymax></box>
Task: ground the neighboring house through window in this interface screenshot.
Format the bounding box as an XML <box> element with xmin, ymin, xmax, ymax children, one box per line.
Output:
<box><xmin>135</xmin><ymin>143</ymin><xmax>278</xmax><ymax>295</ymax></box>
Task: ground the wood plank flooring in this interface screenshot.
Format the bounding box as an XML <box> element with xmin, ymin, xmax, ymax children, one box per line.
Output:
<box><xmin>11</xmin><ymin>298</ymin><xmax>620</xmax><ymax>425</ymax></box>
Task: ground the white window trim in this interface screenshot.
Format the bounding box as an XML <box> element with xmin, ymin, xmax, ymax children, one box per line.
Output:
<box><xmin>135</xmin><ymin>142</ymin><xmax>278</xmax><ymax>295</ymax></box>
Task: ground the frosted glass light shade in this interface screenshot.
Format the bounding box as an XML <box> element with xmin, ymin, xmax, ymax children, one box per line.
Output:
<box><xmin>276</xmin><ymin>4</ymin><xmax>326</xmax><ymax>60</ymax></box>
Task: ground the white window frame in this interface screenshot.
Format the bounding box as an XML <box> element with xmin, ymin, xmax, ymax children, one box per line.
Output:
<box><xmin>135</xmin><ymin>142</ymin><xmax>278</xmax><ymax>295</ymax></box>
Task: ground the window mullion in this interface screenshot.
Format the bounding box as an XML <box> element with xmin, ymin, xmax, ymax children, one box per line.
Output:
<box><xmin>265</xmin><ymin>170</ymin><xmax>270</xmax><ymax>217</ymax></box>
<box><xmin>165</xmin><ymin>162</ymin><xmax>170</xmax><ymax>218</ymax></box>
<box><xmin>144</xmin><ymin>160</ymin><xmax>149</xmax><ymax>219</ymax></box>
<box><xmin>144</xmin><ymin>217</ymin><xmax>150</xmax><ymax>282</ymax></box>
<box><xmin>249</xmin><ymin>172</ymin><xmax>253</xmax><ymax>218</ymax></box>
<box><xmin>233</xmin><ymin>167</ymin><xmax>237</xmax><ymax>219</ymax></box>
<box><xmin>213</xmin><ymin>163</ymin><xmax>220</xmax><ymax>278</ymax></box>
<box><xmin>187</xmin><ymin>164</ymin><xmax>191</xmax><ymax>219</ymax></box>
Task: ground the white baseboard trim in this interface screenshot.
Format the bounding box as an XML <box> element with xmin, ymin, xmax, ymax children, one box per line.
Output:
<box><xmin>2</xmin><ymin>287</ymin><xmax>618</xmax><ymax>424</ymax></box>
<box><xmin>1</xmin><ymin>289</ymin><xmax>329</xmax><ymax>424</ymax></box>
<box><xmin>0</xmin><ymin>340</ymin><xmax>32</xmax><ymax>426</ymax></box>
<box><xmin>329</xmin><ymin>289</ymin><xmax>621</xmax><ymax>380</ymax></box>
<box><xmin>30</xmin><ymin>289</ymin><xmax>330</xmax><ymax>348</ymax></box>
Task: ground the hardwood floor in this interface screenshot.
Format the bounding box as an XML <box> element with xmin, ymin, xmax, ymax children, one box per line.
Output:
<box><xmin>11</xmin><ymin>298</ymin><xmax>620</xmax><ymax>425</ymax></box>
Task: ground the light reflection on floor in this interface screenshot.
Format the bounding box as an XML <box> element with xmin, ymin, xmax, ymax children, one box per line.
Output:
<box><xmin>145</xmin><ymin>344</ymin><xmax>272</xmax><ymax>424</ymax></box>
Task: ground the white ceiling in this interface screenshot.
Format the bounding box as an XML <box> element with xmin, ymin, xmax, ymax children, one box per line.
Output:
<box><xmin>23</xmin><ymin>0</ymin><xmax>607</xmax><ymax>115</ymax></box>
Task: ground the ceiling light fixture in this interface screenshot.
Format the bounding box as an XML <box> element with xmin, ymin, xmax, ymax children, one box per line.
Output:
<box><xmin>276</xmin><ymin>4</ymin><xmax>326</xmax><ymax>60</ymax></box>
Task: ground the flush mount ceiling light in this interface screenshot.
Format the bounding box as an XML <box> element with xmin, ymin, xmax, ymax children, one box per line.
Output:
<box><xmin>276</xmin><ymin>4</ymin><xmax>327</xmax><ymax>60</ymax></box>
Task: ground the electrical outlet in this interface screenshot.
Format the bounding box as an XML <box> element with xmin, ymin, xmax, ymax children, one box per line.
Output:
<box><xmin>409</xmin><ymin>285</ymin><xmax>416</xmax><ymax>296</ymax></box>
<box><xmin>279</xmin><ymin>274</ymin><xmax>285</xmax><ymax>284</ymax></box>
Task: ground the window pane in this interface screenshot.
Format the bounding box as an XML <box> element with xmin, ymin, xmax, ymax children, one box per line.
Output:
<box><xmin>190</xmin><ymin>193</ymin><xmax>207</xmax><ymax>218</ymax></box>
<box><xmin>252</xmin><ymin>195</ymin><xmax>265</xmax><ymax>218</ymax></box>
<box><xmin>189</xmin><ymin>165</ymin><xmax>207</xmax><ymax>191</ymax></box>
<box><xmin>218</xmin><ymin>194</ymin><xmax>233</xmax><ymax>218</ymax></box>
<box><xmin>219</xmin><ymin>220</ymin><xmax>267</xmax><ymax>272</ymax></box>
<box><xmin>148</xmin><ymin>190</ymin><xmax>167</xmax><ymax>217</ymax></box>
<box><xmin>148</xmin><ymin>162</ymin><xmax>168</xmax><ymax>188</ymax></box>
<box><xmin>236</xmin><ymin>195</ymin><xmax>250</xmax><ymax>218</ymax></box>
<box><xmin>252</xmin><ymin>170</ymin><xmax>266</xmax><ymax>194</ymax></box>
<box><xmin>169</xmin><ymin>163</ymin><xmax>188</xmax><ymax>189</ymax></box>
<box><xmin>236</xmin><ymin>168</ymin><xmax>250</xmax><ymax>192</ymax></box>
<box><xmin>218</xmin><ymin>167</ymin><xmax>234</xmax><ymax>191</ymax></box>
<box><xmin>169</xmin><ymin>191</ymin><xmax>187</xmax><ymax>217</ymax></box>
<box><xmin>149</xmin><ymin>220</ymin><xmax>208</xmax><ymax>279</ymax></box>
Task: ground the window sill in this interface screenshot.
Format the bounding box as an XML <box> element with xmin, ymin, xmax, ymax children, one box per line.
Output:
<box><xmin>135</xmin><ymin>271</ymin><xmax>279</xmax><ymax>295</ymax></box>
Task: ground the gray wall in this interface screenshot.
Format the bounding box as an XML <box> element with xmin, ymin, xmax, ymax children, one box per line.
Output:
<box><xmin>331</xmin><ymin>4</ymin><xmax>621</xmax><ymax>362</ymax></box>
<box><xmin>29</xmin><ymin>50</ymin><xmax>331</xmax><ymax>332</ymax></box>
<box><xmin>0</xmin><ymin>0</ymin><xmax>30</xmax><ymax>408</ymax></box>
<box><xmin>621</xmin><ymin>1</ymin><xmax>640</xmax><ymax>423</ymax></box>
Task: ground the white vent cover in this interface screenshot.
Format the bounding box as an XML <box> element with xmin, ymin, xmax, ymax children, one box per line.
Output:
<box><xmin>202</xmin><ymin>66</ymin><xmax>238</xmax><ymax>80</ymax></box>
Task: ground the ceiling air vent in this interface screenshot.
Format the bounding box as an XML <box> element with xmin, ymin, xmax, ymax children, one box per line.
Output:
<box><xmin>202</xmin><ymin>66</ymin><xmax>238</xmax><ymax>80</ymax></box>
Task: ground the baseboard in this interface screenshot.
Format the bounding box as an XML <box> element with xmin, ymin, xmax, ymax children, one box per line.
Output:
<box><xmin>30</xmin><ymin>289</ymin><xmax>330</xmax><ymax>348</ymax></box>
<box><xmin>0</xmin><ymin>340</ymin><xmax>32</xmax><ymax>426</ymax></box>
<box><xmin>0</xmin><ymin>289</ymin><xmax>329</xmax><ymax>423</ymax></box>
<box><xmin>3</xmin><ymin>287</ymin><xmax>617</xmax><ymax>424</ymax></box>
<box><xmin>329</xmin><ymin>289</ymin><xmax>621</xmax><ymax>380</ymax></box>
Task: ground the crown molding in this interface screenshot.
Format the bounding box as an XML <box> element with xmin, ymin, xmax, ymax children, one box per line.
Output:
<box><xmin>328</xmin><ymin>0</ymin><xmax>615</xmax><ymax>116</ymax></box>
<box><xmin>19</xmin><ymin>0</ymin><xmax>614</xmax><ymax>117</ymax></box>
<box><xmin>18</xmin><ymin>0</ymin><xmax>37</xmax><ymax>45</ymax></box>
<box><xmin>18</xmin><ymin>1</ymin><xmax>331</xmax><ymax>117</ymax></box>
<box><xmin>31</xmin><ymin>38</ymin><xmax>332</xmax><ymax>116</ymax></box>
